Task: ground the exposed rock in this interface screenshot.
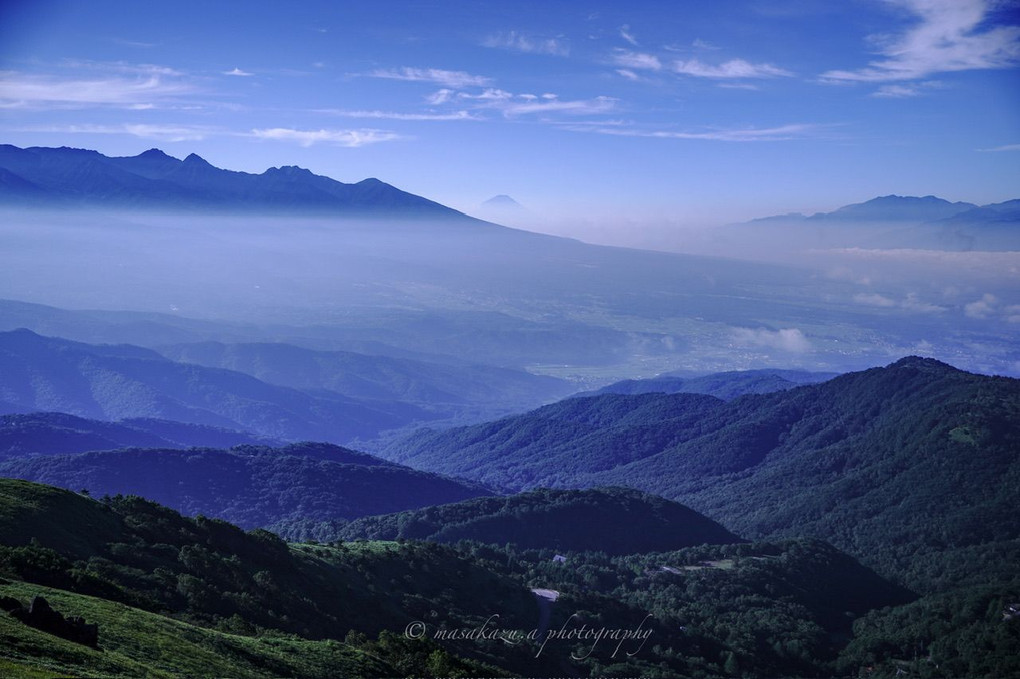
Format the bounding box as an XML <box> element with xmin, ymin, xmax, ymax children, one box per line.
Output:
<box><xmin>6</xmin><ymin>595</ymin><xmax>99</xmax><ymax>647</ymax></box>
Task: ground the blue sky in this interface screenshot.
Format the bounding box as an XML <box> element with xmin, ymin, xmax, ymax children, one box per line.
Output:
<box><xmin>1</xmin><ymin>0</ymin><xmax>1018</xmax><ymax>236</ymax></box>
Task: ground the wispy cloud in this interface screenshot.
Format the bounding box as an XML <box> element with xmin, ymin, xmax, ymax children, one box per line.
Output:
<box><xmin>854</xmin><ymin>292</ymin><xmax>898</xmax><ymax>307</ymax></box>
<box><xmin>620</xmin><ymin>25</ymin><xmax>639</xmax><ymax>46</ymax></box>
<box><xmin>12</xmin><ymin>123</ymin><xmax>212</xmax><ymax>142</ymax></box>
<box><xmin>223</xmin><ymin>67</ymin><xmax>253</xmax><ymax>77</ymax></box>
<box><xmin>979</xmin><ymin>143</ymin><xmax>1020</xmax><ymax>152</ymax></box>
<box><xmin>612</xmin><ymin>50</ymin><xmax>662</xmax><ymax>71</ymax></box>
<box><xmin>717</xmin><ymin>82</ymin><xmax>761</xmax><ymax>91</ymax></box>
<box><xmin>871</xmin><ymin>80</ymin><xmax>945</xmax><ymax>97</ymax></box>
<box><xmin>854</xmin><ymin>291</ymin><xmax>945</xmax><ymax>313</ymax></box>
<box><xmin>459</xmin><ymin>89</ymin><xmax>615</xmax><ymax>117</ymax></box>
<box><xmin>964</xmin><ymin>292</ymin><xmax>998</xmax><ymax>318</ymax></box>
<box><xmin>251</xmin><ymin>127</ymin><xmax>401</xmax><ymax>147</ymax></box>
<box><xmin>0</xmin><ymin>68</ymin><xmax>192</xmax><ymax>108</ymax></box>
<box><xmin>368</xmin><ymin>67</ymin><xmax>491</xmax><ymax>88</ymax></box>
<box><xmin>315</xmin><ymin>108</ymin><xmax>477</xmax><ymax>121</ymax></box>
<box><xmin>425</xmin><ymin>89</ymin><xmax>453</xmax><ymax>105</ymax></box>
<box><xmin>111</xmin><ymin>38</ymin><xmax>157</xmax><ymax>49</ymax></box>
<box><xmin>616</xmin><ymin>69</ymin><xmax>642</xmax><ymax>81</ymax></box>
<box><xmin>732</xmin><ymin>327</ymin><xmax>812</xmax><ymax>353</ymax></box>
<box><xmin>672</xmin><ymin>58</ymin><xmax>793</xmax><ymax>79</ymax></box>
<box><xmin>822</xmin><ymin>0</ymin><xmax>1020</xmax><ymax>82</ymax></box>
<box><xmin>565</xmin><ymin>122</ymin><xmax>822</xmax><ymax>142</ymax></box>
<box><xmin>482</xmin><ymin>31</ymin><xmax>569</xmax><ymax>56</ymax></box>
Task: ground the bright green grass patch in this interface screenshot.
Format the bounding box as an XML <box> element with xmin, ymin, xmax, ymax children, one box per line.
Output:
<box><xmin>0</xmin><ymin>579</ymin><xmax>392</xmax><ymax>679</ymax></box>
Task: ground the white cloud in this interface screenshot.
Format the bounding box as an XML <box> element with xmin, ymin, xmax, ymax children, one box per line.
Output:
<box><xmin>821</xmin><ymin>0</ymin><xmax>1020</xmax><ymax>82</ymax></box>
<box><xmin>854</xmin><ymin>292</ymin><xmax>897</xmax><ymax>307</ymax></box>
<box><xmin>872</xmin><ymin>84</ymin><xmax>922</xmax><ymax>97</ymax></box>
<box><xmin>482</xmin><ymin>31</ymin><xmax>569</xmax><ymax>56</ymax></box>
<box><xmin>368</xmin><ymin>67</ymin><xmax>491</xmax><ymax>88</ymax></box>
<box><xmin>672</xmin><ymin>58</ymin><xmax>793</xmax><ymax>78</ymax></box>
<box><xmin>620</xmin><ymin>25</ymin><xmax>639</xmax><ymax>46</ymax></box>
<box><xmin>854</xmin><ymin>291</ymin><xmax>944</xmax><ymax>312</ymax></box>
<box><xmin>564</xmin><ymin>122</ymin><xmax>821</xmax><ymax>142</ymax></box>
<box><xmin>902</xmin><ymin>292</ymin><xmax>945</xmax><ymax>313</ymax></box>
<box><xmin>692</xmin><ymin>38</ymin><xmax>720</xmax><ymax>51</ymax></box>
<box><xmin>315</xmin><ymin>108</ymin><xmax>475</xmax><ymax>121</ymax></box>
<box><xmin>616</xmin><ymin>68</ymin><xmax>641</xmax><ymax>81</ymax></box>
<box><xmin>251</xmin><ymin>127</ymin><xmax>401</xmax><ymax>147</ymax></box>
<box><xmin>871</xmin><ymin>80</ymin><xmax>944</xmax><ymax>97</ymax></box>
<box><xmin>460</xmin><ymin>88</ymin><xmax>513</xmax><ymax>101</ymax></box>
<box><xmin>223</xmin><ymin>67</ymin><xmax>253</xmax><ymax>77</ymax></box>
<box><xmin>979</xmin><ymin>143</ymin><xmax>1020</xmax><ymax>152</ymax></box>
<box><xmin>613</xmin><ymin>50</ymin><xmax>662</xmax><ymax>71</ymax></box>
<box><xmin>13</xmin><ymin>123</ymin><xmax>211</xmax><ymax>141</ymax></box>
<box><xmin>463</xmin><ymin>91</ymin><xmax>615</xmax><ymax>117</ymax></box>
<box><xmin>964</xmin><ymin>292</ymin><xmax>998</xmax><ymax>318</ymax></box>
<box><xmin>0</xmin><ymin>70</ymin><xmax>192</xmax><ymax>108</ymax></box>
<box><xmin>425</xmin><ymin>89</ymin><xmax>454</xmax><ymax>105</ymax></box>
<box><xmin>732</xmin><ymin>327</ymin><xmax>812</xmax><ymax>353</ymax></box>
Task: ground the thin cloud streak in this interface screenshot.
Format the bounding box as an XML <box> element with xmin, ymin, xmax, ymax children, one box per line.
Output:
<box><xmin>250</xmin><ymin>127</ymin><xmax>402</xmax><ymax>147</ymax></box>
<box><xmin>672</xmin><ymin>58</ymin><xmax>793</xmax><ymax>78</ymax></box>
<box><xmin>979</xmin><ymin>143</ymin><xmax>1020</xmax><ymax>152</ymax></box>
<box><xmin>11</xmin><ymin>123</ymin><xmax>213</xmax><ymax>142</ymax></box>
<box><xmin>368</xmin><ymin>67</ymin><xmax>491</xmax><ymax>88</ymax></box>
<box><xmin>0</xmin><ymin>70</ymin><xmax>193</xmax><ymax>108</ymax></box>
<box><xmin>315</xmin><ymin>108</ymin><xmax>477</xmax><ymax>121</ymax></box>
<box><xmin>822</xmin><ymin>0</ymin><xmax>1020</xmax><ymax>82</ymax></box>
<box><xmin>565</xmin><ymin>122</ymin><xmax>823</xmax><ymax>142</ymax></box>
<box><xmin>613</xmin><ymin>50</ymin><xmax>662</xmax><ymax>71</ymax></box>
<box><xmin>459</xmin><ymin>89</ymin><xmax>616</xmax><ymax>117</ymax></box>
<box><xmin>482</xmin><ymin>31</ymin><xmax>569</xmax><ymax>56</ymax></box>
<box><xmin>620</xmin><ymin>25</ymin><xmax>639</xmax><ymax>46</ymax></box>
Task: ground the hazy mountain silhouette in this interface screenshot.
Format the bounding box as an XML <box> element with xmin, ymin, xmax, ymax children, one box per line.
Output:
<box><xmin>0</xmin><ymin>443</ymin><xmax>491</xmax><ymax>528</ymax></box>
<box><xmin>0</xmin><ymin>329</ymin><xmax>433</xmax><ymax>443</ymax></box>
<box><xmin>0</xmin><ymin>144</ymin><xmax>468</xmax><ymax>217</ymax></box>
<box><xmin>588</xmin><ymin>368</ymin><xmax>838</xmax><ymax>399</ymax></box>
<box><xmin>0</xmin><ymin>411</ymin><xmax>283</xmax><ymax>459</ymax></box>
<box><xmin>722</xmin><ymin>194</ymin><xmax>1020</xmax><ymax>252</ymax></box>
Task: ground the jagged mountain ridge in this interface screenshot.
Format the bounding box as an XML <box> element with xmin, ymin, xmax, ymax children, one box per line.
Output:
<box><xmin>0</xmin><ymin>144</ymin><xmax>468</xmax><ymax>217</ymax></box>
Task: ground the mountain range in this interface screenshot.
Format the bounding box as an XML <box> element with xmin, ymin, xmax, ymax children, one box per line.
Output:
<box><xmin>723</xmin><ymin>194</ymin><xmax>1020</xmax><ymax>251</ymax></box>
<box><xmin>0</xmin><ymin>441</ymin><xmax>490</xmax><ymax>528</ymax></box>
<box><xmin>382</xmin><ymin>357</ymin><xmax>1020</xmax><ymax>590</ymax></box>
<box><xmin>588</xmin><ymin>368</ymin><xmax>838</xmax><ymax>400</ymax></box>
<box><xmin>0</xmin><ymin>411</ymin><xmax>282</xmax><ymax>459</ymax></box>
<box><xmin>3</xmin><ymin>145</ymin><xmax>1014</xmax><ymax>251</ymax></box>
<box><xmin>0</xmin><ymin>476</ymin><xmax>924</xmax><ymax>678</ymax></box>
<box><xmin>330</xmin><ymin>487</ymin><xmax>740</xmax><ymax>554</ymax></box>
<box><xmin>0</xmin><ymin>328</ymin><xmax>431</xmax><ymax>443</ymax></box>
<box><xmin>0</xmin><ymin>144</ymin><xmax>466</xmax><ymax>217</ymax></box>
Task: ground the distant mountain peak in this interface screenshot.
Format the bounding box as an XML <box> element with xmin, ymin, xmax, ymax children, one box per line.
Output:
<box><xmin>888</xmin><ymin>355</ymin><xmax>959</xmax><ymax>372</ymax></box>
<box><xmin>137</xmin><ymin>148</ymin><xmax>175</xmax><ymax>160</ymax></box>
<box><xmin>263</xmin><ymin>165</ymin><xmax>313</xmax><ymax>177</ymax></box>
<box><xmin>182</xmin><ymin>153</ymin><xmax>212</xmax><ymax>166</ymax></box>
<box><xmin>821</xmin><ymin>194</ymin><xmax>977</xmax><ymax>221</ymax></box>
<box><xmin>482</xmin><ymin>194</ymin><xmax>522</xmax><ymax>208</ymax></box>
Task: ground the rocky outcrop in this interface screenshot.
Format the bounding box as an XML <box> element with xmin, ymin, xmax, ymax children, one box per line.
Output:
<box><xmin>3</xmin><ymin>595</ymin><xmax>98</xmax><ymax>647</ymax></box>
